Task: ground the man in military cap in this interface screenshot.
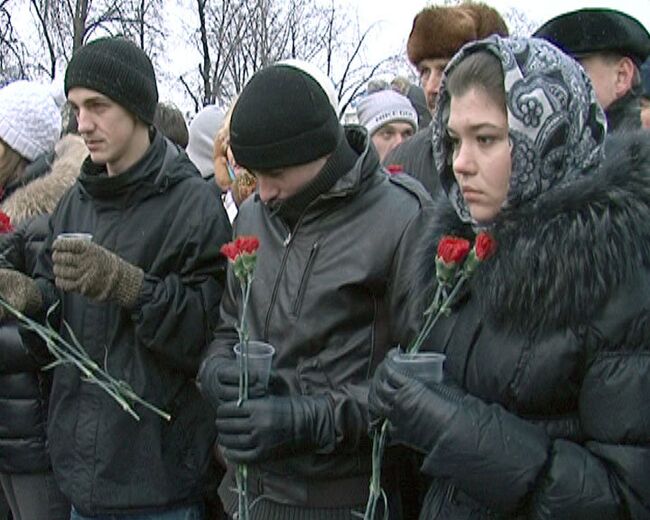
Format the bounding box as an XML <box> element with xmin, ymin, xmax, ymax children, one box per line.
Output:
<box><xmin>534</xmin><ymin>8</ymin><xmax>650</xmax><ymax>132</ymax></box>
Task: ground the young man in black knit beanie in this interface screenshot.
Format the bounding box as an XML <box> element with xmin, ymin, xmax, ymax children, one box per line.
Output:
<box><xmin>198</xmin><ymin>61</ymin><xmax>434</xmax><ymax>519</ymax></box>
<box><xmin>0</xmin><ymin>36</ymin><xmax>232</xmax><ymax>519</ymax></box>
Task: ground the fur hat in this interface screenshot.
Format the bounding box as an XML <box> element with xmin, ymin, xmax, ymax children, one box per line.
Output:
<box><xmin>0</xmin><ymin>80</ymin><xmax>63</xmax><ymax>161</ymax></box>
<box><xmin>407</xmin><ymin>2</ymin><xmax>509</xmax><ymax>66</ymax></box>
<box><xmin>534</xmin><ymin>9</ymin><xmax>650</xmax><ymax>68</ymax></box>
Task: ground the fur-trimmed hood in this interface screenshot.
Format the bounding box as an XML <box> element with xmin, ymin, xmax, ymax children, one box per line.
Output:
<box><xmin>1</xmin><ymin>134</ymin><xmax>87</xmax><ymax>225</ymax></box>
<box><xmin>421</xmin><ymin>131</ymin><xmax>650</xmax><ymax>333</ymax></box>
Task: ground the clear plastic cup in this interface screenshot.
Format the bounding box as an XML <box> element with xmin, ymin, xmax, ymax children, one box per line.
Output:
<box><xmin>57</xmin><ymin>233</ymin><xmax>93</xmax><ymax>242</ymax></box>
<box><xmin>390</xmin><ymin>349</ymin><xmax>446</xmax><ymax>385</ymax></box>
<box><xmin>233</xmin><ymin>341</ymin><xmax>275</xmax><ymax>389</ymax></box>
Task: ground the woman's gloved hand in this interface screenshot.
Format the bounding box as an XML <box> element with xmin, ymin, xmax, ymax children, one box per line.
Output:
<box><xmin>368</xmin><ymin>350</ymin><xmax>466</xmax><ymax>453</ymax></box>
<box><xmin>216</xmin><ymin>394</ymin><xmax>333</xmax><ymax>463</ymax></box>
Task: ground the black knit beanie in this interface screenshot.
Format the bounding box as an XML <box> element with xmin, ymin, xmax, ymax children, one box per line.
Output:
<box><xmin>230</xmin><ymin>64</ymin><xmax>340</xmax><ymax>170</ymax></box>
<box><xmin>64</xmin><ymin>37</ymin><xmax>158</xmax><ymax>125</ymax></box>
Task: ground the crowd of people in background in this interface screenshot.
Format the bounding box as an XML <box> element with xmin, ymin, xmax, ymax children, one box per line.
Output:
<box><xmin>0</xmin><ymin>2</ymin><xmax>648</xmax><ymax>520</ymax></box>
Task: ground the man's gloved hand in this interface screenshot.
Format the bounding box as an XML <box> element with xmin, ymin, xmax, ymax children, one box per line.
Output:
<box><xmin>216</xmin><ymin>394</ymin><xmax>332</xmax><ymax>464</ymax></box>
<box><xmin>198</xmin><ymin>355</ymin><xmax>267</xmax><ymax>409</ymax></box>
<box><xmin>0</xmin><ymin>268</ymin><xmax>42</xmax><ymax>321</ymax></box>
<box><xmin>368</xmin><ymin>351</ymin><xmax>466</xmax><ymax>454</ymax></box>
<box><xmin>52</xmin><ymin>238</ymin><xmax>144</xmax><ymax>307</ymax></box>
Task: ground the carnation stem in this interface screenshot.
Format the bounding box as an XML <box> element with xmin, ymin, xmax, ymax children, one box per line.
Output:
<box><xmin>408</xmin><ymin>276</ymin><xmax>467</xmax><ymax>354</ymax></box>
<box><xmin>0</xmin><ymin>299</ymin><xmax>170</xmax><ymax>421</ymax></box>
<box><xmin>362</xmin><ymin>275</ymin><xmax>469</xmax><ymax>519</ymax></box>
<box><xmin>235</xmin><ymin>275</ymin><xmax>254</xmax><ymax>520</ymax></box>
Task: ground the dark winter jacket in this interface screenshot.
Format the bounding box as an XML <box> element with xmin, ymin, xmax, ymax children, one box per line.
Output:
<box><xmin>201</xmin><ymin>126</ymin><xmax>433</xmax><ymax>518</ymax></box>
<box><xmin>27</xmin><ymin>130</ymin><xmax>232</xmax><ymax>515</ymax></box>
<box><xmin>382</xmin><ymin>125</ymin><xmax>440</xmax><ymax>197</ymax></box>
<box><xmin>416</xmin><ymin>130</ymin><xmax>650</xmax><ymax>519</ymax></box>
<box><xmin>0</xmin><ymin>135</ymin><xmax>86</xmax><ymax>474</ymax></box>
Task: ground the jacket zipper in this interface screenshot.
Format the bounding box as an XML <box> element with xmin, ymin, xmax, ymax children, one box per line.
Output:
<box><xmin>263</xmin><ymin>218</ymin><xmax>304</xmax><ymax>339</ymax></box>
<box><xmin>291</xmin><ymin>241</ymin><xmax>319</xmax><ymax>316</ymax></box>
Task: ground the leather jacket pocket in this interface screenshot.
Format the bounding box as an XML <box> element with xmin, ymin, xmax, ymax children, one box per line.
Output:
<box><xmin>291</xmin><ymin>241</ymin><xmax>319</xmax><ymax>317</ymax></box>
<box><xmin>296</xmin><ymin>356</ymin><xmax>331</xmax><ymax>395</ymax></box>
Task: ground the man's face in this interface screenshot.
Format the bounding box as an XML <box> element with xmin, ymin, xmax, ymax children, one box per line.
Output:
<box><xmin>417</xmin><ymin>58</ymin><xmax>449</xmax><ymax>113</ymax></box>
<box><xmin>641</xmin><ymin>97</ymin><xmax>650</xmax><ymax>129</ymax></box>
<box><xmin>68</xmin><ymin>87</ymin><xmax>142</xmax><ymax>176</ymax></box>
<box><xmin>252</xmin><ymin>157</ymin><xmax>327</xmax><ymax>204</ymax></box>
<box><xmin>578</xmin><ymin>54</ymin><xmax>625</xmax><ymax>110</ymax></box>
<box><xmin>371</xmin><ymin>122</ymin><xmax>415</xmax><ymax>161</ymax></box>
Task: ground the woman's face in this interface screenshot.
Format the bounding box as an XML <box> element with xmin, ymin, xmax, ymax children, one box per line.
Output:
<box><xmin>447</xmin><ymin>87</ymin><xmax>511</xmax><ymax>224</ymax></box>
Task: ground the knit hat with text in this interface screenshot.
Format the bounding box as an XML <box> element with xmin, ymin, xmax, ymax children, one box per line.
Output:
<box><xmin>64</xmin><ymin>37</ymin><xmax>158</xmax><ymax>125</ymax></box>
<box><xmin>356</xmin><ymin>90</ymin><xmax>418</xmax><ymax>136</ymax></box>
<box><xmin>230</xmin><ymin>64</ymin><xmax>340</xmax><ymax>170</ymax></box>
<box><xmin>0</xmin><ymin>80</ymin><xmax>63</xmax><ymax>161</ymax></box>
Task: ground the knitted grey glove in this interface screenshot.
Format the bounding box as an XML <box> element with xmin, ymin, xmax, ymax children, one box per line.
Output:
<box><xmin>52</xmin><ymin>238</ymin><xmax>144</xmax><ymax>308</ymax></box>
<box><xmin>0</xmin><ymin>268</ymin><xmax>42</xmax><ymax>321</ymax></box>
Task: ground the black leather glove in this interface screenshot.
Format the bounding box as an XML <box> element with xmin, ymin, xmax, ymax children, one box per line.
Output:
<box><xmin>198</xmin><ymin>355</ymin><xmax>267</xmax><ymax>409</ymax></box>
<box><xmin>368</xmin><ymin>351</ymin><xmax>466</xmax><ymax>453</ymax></box>
<box><xmin>52</xmin><ymin>238</ymin><xmax>144</xmax><ymax>307</ymax></box>
<box><xmin>0</xmin><ymin>268</ymin><xmax>42</xmax><ymax>321</ymax></box>
<box><xmin>216</xmin><ymin>394</ymin><xmax>333</xmax><ymax>464</ymax></box>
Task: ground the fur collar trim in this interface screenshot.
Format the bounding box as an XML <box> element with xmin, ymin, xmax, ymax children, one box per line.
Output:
<box><xmin>422</xmin><ymin>131</ymin><xmax>650</xmax><ymax>332</ymax></box>
<box><xmin>1</xmin><ymin>135</ymin><xmax>86</xmax><ymax>225</ymax></box>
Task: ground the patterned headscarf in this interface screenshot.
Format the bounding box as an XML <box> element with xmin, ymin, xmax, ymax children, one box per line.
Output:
<box><xmin>432</xmin><ymin>36</ymin><xmax>607</xmax><ymax>224</ymax></box>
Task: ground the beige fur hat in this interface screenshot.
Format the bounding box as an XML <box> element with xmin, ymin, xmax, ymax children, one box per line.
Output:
<box><xmin>407</xmin><ymin>2</ymin><xmax>509</xmax><ymax>66</ymax></box>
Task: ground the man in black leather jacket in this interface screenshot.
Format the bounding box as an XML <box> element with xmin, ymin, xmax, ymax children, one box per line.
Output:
<box><xmin>198</xmin><ymin>61</ymin><xmax>433</xmax><ymax>519</ymax></box>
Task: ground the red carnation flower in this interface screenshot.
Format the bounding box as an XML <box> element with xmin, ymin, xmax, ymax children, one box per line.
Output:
<box><xmin>475</xmin><ymin>232</ymin><xmax>496</xmax><ymax>261</ymax></box>
<box><xmin>437</xmin><ymin>236</ymin><xmax>471</xmax><ymax>265</ymax></box>
<box><xmin>220</xmin><ymin>235</ymin><xmax>260</xmax><ymax>262</ymax></box>
<box><xmin>386</xmin><ymin>164</ymin><xmax>403</xmax><ymax>175</ymax></box>
<box><xmin>220</xmin><ymin>242</ymin><xmax>240</xmax><ymax>262</ymax></box>
<box><xmin>235</xmin><ymin>236</ymin><xmax>260</xmax><ymax>256</ymax></box>
<box><xmin>0</xmin><ymin>211</ymin><xmax>13</xmax><ymax>234</ymax></box>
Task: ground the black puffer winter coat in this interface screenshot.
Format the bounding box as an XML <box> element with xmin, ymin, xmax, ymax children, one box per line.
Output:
<box><xmin>416</xmin><ymin>131</ymin><xmax>650</xmax><ymax>519</ymax></box>
<box><xmin>0</xmin><ymin>135</ymin><xmax>86</xmax><ymax>473</ymax></box>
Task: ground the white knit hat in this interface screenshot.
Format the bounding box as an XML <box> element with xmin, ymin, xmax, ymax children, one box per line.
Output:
<box><xmin>276</xmin><ymin>58</ymin><xmax>339</xmax><ymax>115</ymax></box>
<box><xmin>186</xmin><ymin>105</ymin><xmax>225</xmax><ymax>178</ymax></box>
<box><xmin>0</xmin><ymin>80</ymin><xmax>64</xmax><ymax>161</ymax></box>
<box><xmin>356</xmin><ymin>90</ymin><xmax>418</xmax><ymax>136</ymax></box>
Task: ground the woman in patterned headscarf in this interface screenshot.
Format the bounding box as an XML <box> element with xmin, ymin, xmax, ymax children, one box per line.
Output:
<box><xmin>369</xmin><ymin>36</ymin><xmax>650</xmax><ymax>518</ymax></box>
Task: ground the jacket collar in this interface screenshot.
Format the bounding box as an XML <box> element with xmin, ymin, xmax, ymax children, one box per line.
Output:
<box><xmin>316</xmin><ymin>124</ymin><xmax>380</xmax><ymax>199</ymax></box>
<box><xmin>78</xmin><ymin>129</ymin><xmax>193</xmax><ymax>204</ymax></box>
